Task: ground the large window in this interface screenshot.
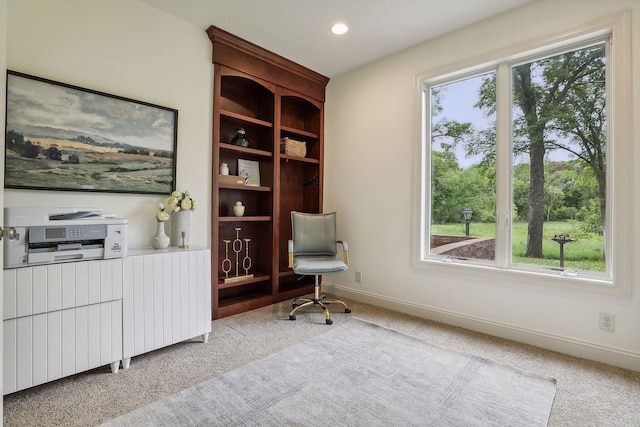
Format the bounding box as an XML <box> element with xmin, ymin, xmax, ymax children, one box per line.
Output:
<box><xmin>418</xmin><ymin>14</ymin><xmax>632</xmax><ymax>294</ymax></box>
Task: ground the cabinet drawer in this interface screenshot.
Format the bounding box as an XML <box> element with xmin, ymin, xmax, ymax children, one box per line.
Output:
<box><xmin>3</xmin><ymin>259</ymin><xmax>123</xmax><ymax>320</ymax></box>
<box><xmin>3</xmin><ymin>301</ymin><xmax>122</xmax><ymax>395</ymax></box>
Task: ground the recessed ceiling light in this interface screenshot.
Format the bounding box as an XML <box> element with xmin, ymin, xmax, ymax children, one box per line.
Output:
<box><xmin>331</xmin><ymin>23</ymin><xmax>349</xmax><ymax>35</ymax></box>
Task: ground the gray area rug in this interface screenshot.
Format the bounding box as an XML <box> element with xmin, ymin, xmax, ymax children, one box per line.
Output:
<box><xmin>102</xmin><ymin>318</ymin><xmax>556</xmax><ymax>426</ymax></box>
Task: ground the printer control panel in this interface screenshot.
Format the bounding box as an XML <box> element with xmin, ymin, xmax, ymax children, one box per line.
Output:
<box><xmin>29</xmin><ymin>224</ymin><xmax>108</xmax><ymax>244</ymax></box>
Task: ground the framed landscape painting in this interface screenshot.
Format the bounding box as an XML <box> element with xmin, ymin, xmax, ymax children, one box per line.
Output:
<box><xmin>4</xmin><ymin>71</ymin><xmax>178</xmax><ymax>194</ymax></box>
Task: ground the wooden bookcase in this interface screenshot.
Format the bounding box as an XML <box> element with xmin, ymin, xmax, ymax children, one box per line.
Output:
<box><xmin>207</xmin><ymin>26</ymin><xmax>329</xmax><ymax>319</ymax></box>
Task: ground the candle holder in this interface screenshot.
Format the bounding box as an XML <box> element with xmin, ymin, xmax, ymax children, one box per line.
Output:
<box><xmin>179</xmin><ymin>231</ymin><xmax>188</xmax><ymax>249</ymax></box>
<box><xmin>243</xmin><ymin>238</ymin><xmax>252</xmax><ymax>276</ymax></box>
<box><xmin>221</xmin><ymin>227</ymin><xmax>253</xmax><ymax>283</ymax></box>
<box><xmin>221</xmin><ymin>240</ymin><xmax>232</xmax><ymax>280</ymax></box>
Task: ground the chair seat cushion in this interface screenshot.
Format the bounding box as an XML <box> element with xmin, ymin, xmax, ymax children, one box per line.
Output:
<box><xmin>293</xmin><ymin>257</ymin><xmax>348</xmax><ymax>274</ymax></box>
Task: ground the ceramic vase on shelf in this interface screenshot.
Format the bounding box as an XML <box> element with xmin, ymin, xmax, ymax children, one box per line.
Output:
<box><xmin>151</xmin><ymin>221</ymin><xmax>170</xmax><ymax>249</ymax></box>
<box><xmin>170</xmin><ymin>210</ymin><xmax>191</xmax><ymax>246</ymax></box>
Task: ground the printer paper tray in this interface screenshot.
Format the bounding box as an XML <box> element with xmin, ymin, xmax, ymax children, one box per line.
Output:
<box><xmin>28</xmin><ymin>248</ymin><xmax>104</xmax><ymax>265</ymax></box>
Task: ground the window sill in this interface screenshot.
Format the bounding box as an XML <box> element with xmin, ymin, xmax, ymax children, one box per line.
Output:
<box><xmin>414</xmin><ymin>257</ymin><xmax>628</xmax><ymax>298</ymax></box>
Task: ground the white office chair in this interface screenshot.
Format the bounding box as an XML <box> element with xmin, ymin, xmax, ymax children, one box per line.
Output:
<box><xmin>288</xmin><ymin>211</ymin><xmax>351</xmax><ymax>325</ymax></box>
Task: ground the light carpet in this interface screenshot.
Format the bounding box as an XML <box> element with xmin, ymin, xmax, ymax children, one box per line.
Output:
<box><xmin>102</xmin><ymin>318</ymin><xmax>556</xmax><ymax>426</ymax></box>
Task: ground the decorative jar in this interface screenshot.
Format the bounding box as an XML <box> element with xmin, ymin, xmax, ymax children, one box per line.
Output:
<box><xmin>230</xmin><ymin>128</ymin><xmax>250</xmax><ymax>147</ymax></box>
<box><xmin>220</xmin><ymin>162</ymin><xmax>229</xmax><ymax>175</ymax></box>
<box><xmin>233</xmin><ymin>201</ymin><xmax>245</xmax><ymax>217</ymax></box>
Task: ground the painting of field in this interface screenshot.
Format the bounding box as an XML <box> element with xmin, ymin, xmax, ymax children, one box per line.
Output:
<box><xmin>5</xmin><ymin>135</ymin><xmax>173</xmax><ymax>193</ymax></box>
<box><xmin>5</xmin><ymin>71</ymin><xmax>177</xmax><ymax>194</ymax></box>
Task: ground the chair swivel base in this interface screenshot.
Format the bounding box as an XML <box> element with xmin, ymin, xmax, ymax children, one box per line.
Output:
<box><xmin>289</xmin><ymin>296</ymin><xmax>351</xmax><ymax>325</ymax></box>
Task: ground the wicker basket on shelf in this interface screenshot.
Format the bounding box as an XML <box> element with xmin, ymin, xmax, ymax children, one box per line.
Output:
<box><xmin>280</xmin><ymin>137</ymin><xmax>306</xmax><ymax>158</ymax></box>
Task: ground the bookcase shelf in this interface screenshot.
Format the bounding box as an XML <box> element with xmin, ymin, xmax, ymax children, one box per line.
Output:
<box><xmin>217</xmin><ymin>272</ymin><xmax>271</xmax><ymax>289</ymax></box>
<box><xmin>280</xmin><ymin>125</ymin><xmax>318</xmax><ymax>139</ymax></box>
<box><xmin>281</xmin><ymin>155</ymin><xmax>320</xmax><ymax>164</ymax></box>
<box><xmin>219</xmin><ymin>184</ymin><xmax>272</xmax><ymax>192</ymax></box>
<box><xmin>208</xmin><ymin>25</ymin><xmax>329</xmax><ymax>319</ymax></box>
<box><xmin>219</xmin><ymin>143</ymin><xmax>273</xmax><ymax>158</ymax></box>
<box><xmin>219</xmin><ymin>216</ymin><xmax>272</xmax><ymax>222</ymax></box>
<box><xmin>220</xmin><ymin>110</ymin><xmax>273</xmax><ymax>129</ymax></box>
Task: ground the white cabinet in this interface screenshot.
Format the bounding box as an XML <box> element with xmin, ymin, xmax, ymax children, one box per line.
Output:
<box><xmin>122</xmin><ymin>248</ymin><xmax>211</xmax><ymax>368</ymax></box>
<box><xmin>3</xmin><ymin>248</ymin><xmax>212</xmax><ymax>395</ymax></box>
<box><xmin>3</xmin><ymin>260</ymin><xmax>123</xmax><ymax>395</ymax></box>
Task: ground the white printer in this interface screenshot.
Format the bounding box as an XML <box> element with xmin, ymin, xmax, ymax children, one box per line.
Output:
<box><xmin>3</xmin><ymin>207</ymin><xmax>128</xmax><ymax>269</ymax></box>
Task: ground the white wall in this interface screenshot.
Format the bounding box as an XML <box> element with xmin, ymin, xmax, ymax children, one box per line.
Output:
<box><xmin>325</xmin><ymin>0</ymin><xmax>640</xmax><ymax>371</ymax></box>
<box><xmin>5</xmin><ymin>0</ymin><xmax>213</xmax><ymax>249</ymax></box>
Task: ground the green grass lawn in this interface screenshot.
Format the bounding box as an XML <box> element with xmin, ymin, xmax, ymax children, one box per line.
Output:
<box><xmin>432</xmin><ymin>221</ymin><xmax>605</xmax><ymax>272</ymax></box>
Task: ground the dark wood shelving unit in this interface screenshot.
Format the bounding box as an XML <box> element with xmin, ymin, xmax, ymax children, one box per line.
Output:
<box><xmin>208</xmin><ymin>25</ymin><xmax>329</xmax><ymax>319</ymax></box>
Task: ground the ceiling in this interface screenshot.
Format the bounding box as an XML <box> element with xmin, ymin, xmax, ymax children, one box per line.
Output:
<box><xmin>140</xmin><ymin>0</ymin><xmax>534</xmax><ymax>78</ymax></box>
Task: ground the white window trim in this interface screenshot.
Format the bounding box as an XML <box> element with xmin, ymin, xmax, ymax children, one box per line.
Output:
<box><xmin>412</xmin><ymin>11</ymin><xmax>632</xmax><ymax>298</ymax></box>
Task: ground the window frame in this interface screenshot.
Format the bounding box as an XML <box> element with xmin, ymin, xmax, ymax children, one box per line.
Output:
<box><xmin>413</xmin><ymin>12</ymin><xmax>632</xmax><ymax>297</ymax></box>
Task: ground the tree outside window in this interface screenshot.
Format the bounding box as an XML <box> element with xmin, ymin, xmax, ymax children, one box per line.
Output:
<box><xmin>427</xmin><ymin>41</ymin><xmax>607</xmax><ymax>274</ymax></box>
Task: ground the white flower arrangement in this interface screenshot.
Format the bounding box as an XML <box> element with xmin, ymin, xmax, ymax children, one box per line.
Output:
<box><xmin>167</xmin><ymin>190</ymin><xmax>196</xmax><ymax>213</ymax></box>
<box><xmin>155</xmin><ymin>203</ymin><xmax>170</xmax><ymax>222</ymax></box>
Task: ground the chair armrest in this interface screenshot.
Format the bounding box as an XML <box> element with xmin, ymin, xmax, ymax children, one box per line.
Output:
<box><xmin>288</xmin><ymin>240</ymin><xmax>294</xmax><ymax>268</ymax></box>
<box><xmin>337</xmin><ymin>240</ymin><xmax>349</xmax><ymax>266</ymax></box>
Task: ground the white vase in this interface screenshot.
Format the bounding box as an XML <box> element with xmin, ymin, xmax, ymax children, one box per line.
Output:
<box><xmin>170</xmin><ymin>210</ymin><xmax>191</xmax><ymax>246</ymax></box>
<box><xmin>151</xmin><ymin>221</ymin><xmax>170</xmax><ymax>249</ymax></box>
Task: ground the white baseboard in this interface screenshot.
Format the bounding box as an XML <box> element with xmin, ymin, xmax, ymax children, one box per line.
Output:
<box><xmin>324</xmin><ymin>283</ymin><xmax>640</xmax><ymax>372</ymax></box>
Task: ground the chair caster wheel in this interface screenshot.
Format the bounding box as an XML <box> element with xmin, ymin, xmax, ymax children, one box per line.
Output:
<box><xmin>345</xmin><ymin>308</ymin><xmax>352</xmax><ymax>313</ymax></box>
<box><xmin>289</xmin><ymin>315</ymin><xmax>296</xmax><ymax>321</ymax></box>
<box><xmin>326</xmin><ymin>319</ymin><xmax>333</xmax><ymax>325</ymax></box>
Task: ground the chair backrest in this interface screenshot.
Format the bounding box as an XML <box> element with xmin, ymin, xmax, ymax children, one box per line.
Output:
<box><xmin>291</xmin><ymin>211</ymin><xmax>338</xmax><ymax>257</ymax></box>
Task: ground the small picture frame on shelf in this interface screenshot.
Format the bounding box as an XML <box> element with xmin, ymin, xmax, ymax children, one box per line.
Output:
<box><xmin>238</xmin><ymin>159</ymin><xmax>260</xmax><ymax>186</ymax></box>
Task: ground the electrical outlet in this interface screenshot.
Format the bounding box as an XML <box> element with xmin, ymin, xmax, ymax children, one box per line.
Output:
<box><xmin>355</xmin><ymin>271</ymin><xmax>362</xmax><ymax>283</ymax></box>
<box><xmin>599</xmin><ymin>312</ymin><xmax>615</xmax><ymax>332</ymax></box>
